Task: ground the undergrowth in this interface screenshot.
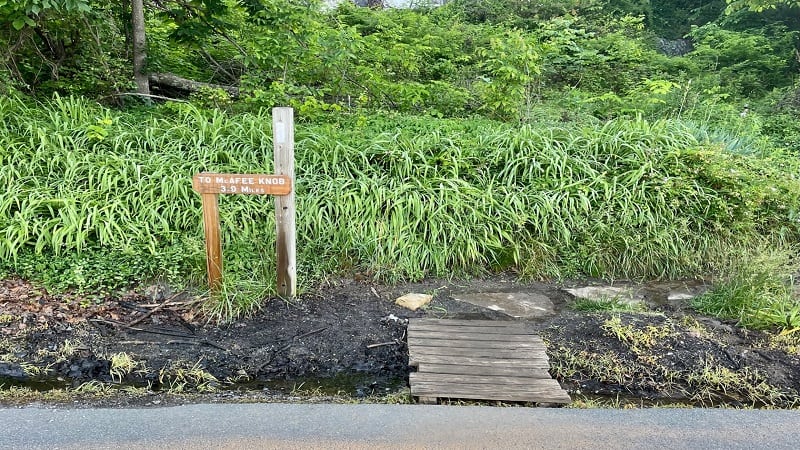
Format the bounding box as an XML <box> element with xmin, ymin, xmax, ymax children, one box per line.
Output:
<box><xmin>1</xmin><ymin>94</ymin><xmax>800</xmax><ymax>320</ymax></box>
<box><xmin>692</xmin><ymin>244</ymin><xmax>800</xmax><ymax>331</ymax></box>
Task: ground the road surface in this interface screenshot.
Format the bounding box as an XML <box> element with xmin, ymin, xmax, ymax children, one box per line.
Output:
<box><xmin>1</xmin><ymin>403</ymin><xmax>798</xmax><ymax>449</ymax></box>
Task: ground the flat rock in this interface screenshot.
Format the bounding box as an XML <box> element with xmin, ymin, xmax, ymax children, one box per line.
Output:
<box><xmin>395</xmin><ymin>293</ymin><xmax>433</xmax><ymax>311</ymax></box>
<box><xmin>451</xmin><ymin>292</ymin><xmax>555</xmax><ymax>319</ymax></box>
<box><xmin>563</xmin><ymin>286</ymin><xmax>644</xmax><ymax>306</ymax></box>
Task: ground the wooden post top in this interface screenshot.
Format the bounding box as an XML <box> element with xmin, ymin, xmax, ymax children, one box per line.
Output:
<box><xmin>192</xmin><ymin>173</ymin><xmax>292</xmax><ymax>196</ymax></box>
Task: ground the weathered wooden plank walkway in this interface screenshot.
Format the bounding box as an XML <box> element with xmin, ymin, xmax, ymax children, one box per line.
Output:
<box><xmin>407</xmin><ymin>318</ymin><xmax>571</xmax><ymax>404</ymax></box>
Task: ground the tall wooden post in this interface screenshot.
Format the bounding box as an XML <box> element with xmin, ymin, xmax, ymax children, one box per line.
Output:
<box><xmin>273</xmin><ymin>108</ymin><xmax>296</xmax><ymax>298</ymax></box>
<box><xmin>200</xmin><ymin>193</ymin><xmax>222</xmax><ymax>292</ymax></box>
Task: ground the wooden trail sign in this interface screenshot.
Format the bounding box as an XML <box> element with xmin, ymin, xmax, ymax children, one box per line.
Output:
<box><xmin>192</xmin><ymin>107</ymin><xmax>296</xmax><ymax>297</ymax></box>
<box><xmin>192</xmin><ymin>174</ymin><xmax>291</xmax><ymax>195</ymax></box>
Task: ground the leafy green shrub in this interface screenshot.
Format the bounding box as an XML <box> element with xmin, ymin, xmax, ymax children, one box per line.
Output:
<box><xmin>687</xmin><ymin>24</ymin><xmax>797</xmax><ymax>98</ymax></box>
<box><xmin>0</xmin><ymin>3</ymin><xmax>131</xmax><ymax>97</ymax></box>
<box><xmin>5</xmin><ymin>244</ymin><xmax>198</xmax><ymax>296</ymax></box>
<box><xmin>446</xmin><ymin>0</ymin><xmax>597</xmax><ymax>28</ymax></box>
<box><xmin>671</xmin><ymin>145</ymin><xmax>800</xmax><ymax>236</ymax></box>
<box><xmin>475</xmin><ymin>29</ymin><xmax>541</xmax><ymax>121</ymax></box>
<box><xmin>761</xmin><ymin>112</ymin><xmax>800</xmax><ymax>154</ymax></box>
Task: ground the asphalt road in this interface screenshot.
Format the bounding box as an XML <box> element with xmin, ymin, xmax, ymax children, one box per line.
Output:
<box><xmin>1</xmin><ymin>403</ymin><xmax>799</xmax><ymax>449</ymax></box>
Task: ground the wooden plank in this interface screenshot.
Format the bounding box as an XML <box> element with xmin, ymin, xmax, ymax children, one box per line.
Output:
<box><xmin>406</xmin><ymin>318</ymin><xmax>570</xmax><ymax>405</ymax></box>
<box><xmin>410</xmin><ymin>346</ymin><xmax>545</xmax><ymax>359</ymax></box>
<box><xmin>410</xmin><ymin>319</ymin><xmax>522</xmax><ymax>327</ymax></box>
<box><xmin>408</xmin><ymin>324</ymin><xmax>534</xmax><ymax>335</ymax></box>
<box><xmin>200</xmin><ymin>193</ymin><xmax>222</xmax><ymax>292</ymax></box>
<box><xmin>411</xmin><ymin>390</ymin><xmax>571</xmax><ymax>404</ymax></box>
<box><xmin>410</xmin><ymin>354</ymin><xmax>551</xmax><ymax>369</ymax></box>
<box><xmin>408</xmin><ymin>330</ymin><xmax>538</xmax><ymax>342</ymax></box>
<box><xmin>411</xmin><ymin>382</ymin><xmax>571</xmax><ymax>404</ymax></box>
<box><xmin>273</xmin><ymin>107</ymin><xmax>296</xmax><ymax>298</ymax></box>
<box><xmin>411</xmin><ymin>372</ymin><xmax>553</xmax><ymax>386</ymax></box>
<box><xmin>411</xmin><ymin>378</ymin><xmax>564</xmax><ymax>393</ymax></box>
<box><xmin>192</xmin><ymin>173</ymin><xmax>292</xmax><ymax>195</ymax></box>
<box><xmin>412</xmin><ymin>380</ymin><xmax>568</xmax><ymax>396</ymax></box>
<box><xmin>408</xmin><ymin>337</ymin><xmax>545</xmax><ymax>350</ymax></box>
<box><xmin>414</xmin><ymin>363</ymin><xmax>553</xmax><ymax>378</ymax></box>
<box><xmin>411</xmin><ymin>384</ymin><xmax>572</xmax><ymax>403</ymax></box>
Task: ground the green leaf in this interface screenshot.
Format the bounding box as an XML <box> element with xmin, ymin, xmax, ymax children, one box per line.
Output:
<box><xmin>12</xmin><ymin>17</ymin><xmax>26</xmax><ymax>30</ymax></box>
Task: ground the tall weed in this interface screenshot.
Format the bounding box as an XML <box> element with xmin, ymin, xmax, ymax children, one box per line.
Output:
<box><xmin>692</xmin><ymin>244</ymin><xmax>800</xmax><ymax>330</ymax></box>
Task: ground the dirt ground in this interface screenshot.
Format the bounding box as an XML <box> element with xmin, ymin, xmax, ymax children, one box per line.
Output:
<box><xmin>1</xmin><ymin>276</ymin><xmax>799</xmax><ymax>408</ymax></box>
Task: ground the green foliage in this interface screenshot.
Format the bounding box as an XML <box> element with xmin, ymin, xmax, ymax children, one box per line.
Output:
<box><xmin>476</xmin><ymin>29</ymin><xmax>540</xmax><ymax>121</ymax></box>
<box><xmin>688</xmin><ymin>24</ymin><xmax>798</xmax><ymax>97</ymax></box>
<box><xmin>316</xmin><ymin>4</ymin><xmax>480</xmax><ymax>115</ymax></box>
<box><xmin>761</xmin><ymin>112</ymin><xmax>800</xmax><ymax>154</ymax></box>
<box><xmin>692</xmin><ymin>245</ymin><xmax>800</xmax><ymax>330</ymax></box>
<box><xmin>243</xmin><ymin>0</ymin><xmax>323</xmax><ymax>80</ymax></box>
<box><xmin>536</xmin><ymin>14</ymin><xmax>667</xmax><ymax>97</ymax></box>
<box><xmin>571</xmin><ymin>297</ymin><xmax>646</xmax><ymax>312</ymax></box>
<box><xmin>668</xmin><ymin>143</ymin><xmax>800</xmax><ymax>235</ymax></box>
<box><xmin>3</xmin><ymin>1</ymin><xmax>800</xmax><ymax>322</ymax></box>
<box><xmin>0</xmin><ymin>0</ymin><xmax>92</xmax><ymax>31</ymax></box>
<box><xmin>726</xmin><ymin>0</ymin><xmax>800</xmax><ymax>12</ymax></box>
<box><xmin>446</xmin><ymin>0</ymin><xmax>595</xmax><ymax>27</ymax></box>
<box><xmin>0</xmin><ymin>1</ymin><xmax>130</xmax><ymax>96</ymax></box>
<box><xmin>159</xmin><ymin>0</ymin><xmax>233</xmax><ymax>45</ymax></box>
<box><xmin>2</xmin><ymin>0</ymin><xmax>796</xmax><ymax>120</ymax></box>
<box><xmin>650</xmin><ymin>0</ymin><xmax>726</xmax><ymax>39</ymax></box>
<box><xmin>583</xmin><ymin>78</ymin><xmax>680</xmax><ymax>119</ymax></box>
<box><xmin>3</xmin><ymin>95</ymin><xmax>800</xmax><ymax>321</ymax></box>
<box><xmin>6</xmin><ymin>244</ymin><xmax>195</xmax><ymax>296</ymax></box>
<box><xmin>189</xmin><ymin>86</ymin><xmax>233</xmax><ymax>109</ymax></box>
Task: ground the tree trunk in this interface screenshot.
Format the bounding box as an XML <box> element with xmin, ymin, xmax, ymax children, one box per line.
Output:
<box><xmin>148</xmin><ymin>72</ymin><xmax>239</xmax><ymax>97</ymax></box>
<box><xmin>131</xmin><ymin>0</ymin><xmax>149</xmax><ymax>96</ymax></box>
<box><xmin>120</xmin><ymin>0</ymin><xmax>132</xmax><ymax>60</ymax></box>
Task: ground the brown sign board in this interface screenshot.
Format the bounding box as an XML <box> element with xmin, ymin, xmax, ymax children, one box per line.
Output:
<box><xmin>192</xmin><ymin>173</ymin><xmax>292</xmax><ymax>195</ymax></box>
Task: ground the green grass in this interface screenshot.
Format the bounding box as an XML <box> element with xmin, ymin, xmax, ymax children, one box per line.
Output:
<box><xmin>1</xmin><ymin>94</ymin><xmax>799</xmax><ymax>320</ymax></box>
<box><xmin>692</xmin><ymin>245</ymin><xmax>800</xmax><ymax>330</ymax></box>
<box><xmin>571</xmin><ymin>297</ymin><xmax>647</xmax><ymax>313</ymax></box>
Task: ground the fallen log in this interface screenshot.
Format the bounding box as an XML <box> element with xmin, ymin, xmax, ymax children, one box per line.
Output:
<box><xmin>148</xmin><ymin>72</ymin><xmax>239</xmax><ymax>97</ymax></box>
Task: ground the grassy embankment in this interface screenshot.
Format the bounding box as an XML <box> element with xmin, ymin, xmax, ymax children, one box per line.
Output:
<box><xmin>1</xmin><ymin>94</ymin><xmax>798</xmax><ymax>324</ymax></box>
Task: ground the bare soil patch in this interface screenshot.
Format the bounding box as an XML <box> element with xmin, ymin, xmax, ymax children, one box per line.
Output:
<box><xmin>1</xmin><ymin>276</ymin><xmax>799</xmax><ymax>408</ymax></box>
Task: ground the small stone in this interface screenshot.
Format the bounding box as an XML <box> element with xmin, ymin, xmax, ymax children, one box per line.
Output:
<box><xmin>667</xmin><ymin>291</ymin><xmax>697</xmax><ymax>301</ymax></box>
<box><xmin>144</xmin><ymin>283</ymin><xmax>173</xmax><ymax>302</ymax></box>
<box><xmin>395</xmin><ymin>293</ymin><xmax>433</xmax><ymax>311</ymax></box>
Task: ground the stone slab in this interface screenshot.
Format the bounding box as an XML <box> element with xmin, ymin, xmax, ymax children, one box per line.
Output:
<box><xmin>563</xmin><ymin>286</ymin><xmax>644</xmax><ymax>306</ymax></box>
<box><xmin>395</xmin><ymin>293</ymin><xmax>433</xmax><ymax>311</ymax></box>
<box><xmin>450</xmin><ymin>292</ymin><xmax>555</xmax><ymax>319</ymax></box>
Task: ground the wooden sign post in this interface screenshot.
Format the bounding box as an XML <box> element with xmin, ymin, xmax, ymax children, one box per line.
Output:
<box><xmin>192</xmin><ymin>108</ymin><xmax>296</xmax><ymax>297</ymax></box>
<box><xmin>272</xmin><ymin>108</ymin><xmax>296</xmax><ymax>298</ymax></box>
